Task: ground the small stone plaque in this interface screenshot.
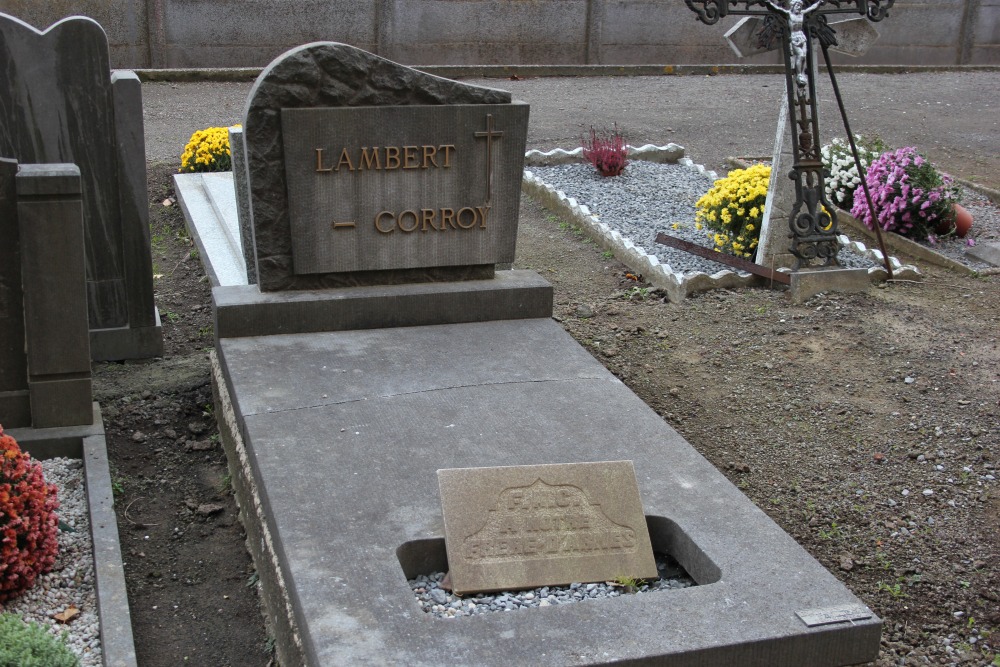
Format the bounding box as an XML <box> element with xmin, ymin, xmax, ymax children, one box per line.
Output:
<box><xmin>281</xmin><ymin>103</ymin><xmax>528</xmax><ymax>275</ymax></box>
<box><xmin>437</xmin><ymin>461</ymin><xmax>657</xmax><ymax>595</ymax></box>
<box><xmin>796</xmin><ymin>604</ymin><xmax>873</xmax><ymax>627</ymax></box>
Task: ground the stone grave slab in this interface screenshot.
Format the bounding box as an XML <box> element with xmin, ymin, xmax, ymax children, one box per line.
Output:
<box><xmin>438</xmin><ymin>461</ymin><xmax>657</xmax><ymax>594</ymax></box>
<box><xmin>0</xmin><ymin>13</ymin><xmax>161</xmax><ymax>361</ymax></box>
<box><xmin>966</xmin><ymin>242</ymin><xmax>1000</xmax><ymax>267</ymax></box>
<box><xmin>214</xmin><ymin>317</ymin><xmax>881</xmax><ymax>666</ymax></box>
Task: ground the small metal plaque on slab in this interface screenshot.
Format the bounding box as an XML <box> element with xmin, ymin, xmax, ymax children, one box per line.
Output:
<box><xmin>437</xmin><ymin>461</ymin><xmax>657</xmax><ymax>595</ymax></box>
<box><xmin>796</xmin><ymin>604</ymin><xmax>873</xmax><ymax>627</ymax></box>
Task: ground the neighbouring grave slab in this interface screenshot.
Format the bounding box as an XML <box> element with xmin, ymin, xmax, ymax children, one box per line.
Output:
<box><xmin>214</xmin><ymin>317</ymin><xmax>881</xmax><ymax>666</ymax></box>
<box><xmin>967</xmin><ymin>241</ymin><xmax>1000</xmax><ymax>267</ymax></box>
<box><xmin>438</xmin><ymin>461</ymin><xmax>657</xmax><ymax>594</ymax></box>
<box><xmin>0</xmin><ymin>12</ymin><xmax>161</xmax><ymax>361</ymax></box>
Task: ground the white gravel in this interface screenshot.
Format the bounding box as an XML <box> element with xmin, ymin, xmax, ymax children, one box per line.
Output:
<box><xmin>410</xmin><ymin>555</ymin><xmax>695</xmax><ymax>619</ymax></box>
<box><xmin>3</xmin><ymin>457</ymin><xmax>101</xmax><ymax>666</ymax></box>
<box><xmin>528</xmin><ymin>161</ymin><xmax>879</xmax><ymax>275</ymax></box>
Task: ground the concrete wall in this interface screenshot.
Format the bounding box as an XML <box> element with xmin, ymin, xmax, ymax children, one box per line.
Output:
<box><xmin>0</xmin><ymin>0</ymin><xmax>997</xmax><ymax>69</ymax></box>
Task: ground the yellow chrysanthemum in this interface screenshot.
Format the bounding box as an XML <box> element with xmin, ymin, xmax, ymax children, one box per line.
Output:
<box><xmin>180</xmin><ymin>124</ymin><xmax>241</xmax><ymax>173</ymax></box>
<box><xmin>694</xmin><ymin>164</ymin><xmax>771</xmax><ymax>259</ymax></box>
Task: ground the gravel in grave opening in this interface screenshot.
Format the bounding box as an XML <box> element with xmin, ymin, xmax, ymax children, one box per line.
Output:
<box><xmin>410</xmin><ymin>553</ymin><xmax>695</xmax><ymax>619</ymax></box>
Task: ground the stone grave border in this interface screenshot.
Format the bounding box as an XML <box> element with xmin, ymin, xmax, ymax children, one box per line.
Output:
<box><xmin>7</xmin><ymin>406</ymin><xmax>138</xmax><ymax>667</ymax></box>
<box><xmin>522</xmin><ymin>145</ymin><xmax>920</xmax><ymax>301</ymax></box>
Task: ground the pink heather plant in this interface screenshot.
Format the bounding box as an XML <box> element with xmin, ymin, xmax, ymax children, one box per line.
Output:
<box><xmin>851</xmin><ymin>147</ymin><xmax>960</xmax><ymax>241</ymax></box>
<box><xmin>582</xmin><ymin>125</ymin><xmax>629</xmax><ymax>177</ymax></box>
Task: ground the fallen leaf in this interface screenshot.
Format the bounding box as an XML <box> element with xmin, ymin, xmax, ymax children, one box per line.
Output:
<box><xmin>54</xmin><ymin>606</ymin><xmax>80</xmax><ymax>623</ymax></box>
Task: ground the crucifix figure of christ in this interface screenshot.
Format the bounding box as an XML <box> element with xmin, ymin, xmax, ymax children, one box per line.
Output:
<box><xmin>685</xmin><ymin>0</ymin><xmax>894</xmax><ymax>268</ymax></box>
<box><xmin>767</xmin><ymin>0</ymin><xmax>824</xmax><ymax>102</ymax></box>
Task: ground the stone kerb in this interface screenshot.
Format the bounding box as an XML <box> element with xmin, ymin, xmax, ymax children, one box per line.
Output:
<box><xmin>523</xmin><ymin>147</ymin><xmax>921</xmax><ymax>302</ymax></box>
<box><xmin>242</xmin><ymin>42</ymin><xmax>518</xmax><ymax>292</ymax></box>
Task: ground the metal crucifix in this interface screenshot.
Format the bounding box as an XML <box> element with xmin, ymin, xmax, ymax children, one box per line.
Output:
<box><xmin>685</xmin><ymin>0</ymin><xmax>894</xmax><ymax>268</ymax></box>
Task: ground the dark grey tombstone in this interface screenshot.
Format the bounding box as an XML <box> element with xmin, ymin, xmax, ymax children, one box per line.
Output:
<box><xmin>242</xmin><ymin>42</ymin><xmax>524</xmax><ymax>292</ymax></box>
<box><xmin>0</xmin><ymin>12</ymin><xmax>162</xmax><ymax>361</ymax></box>
<box><xmin>16</xmin><ymin>164</ymin><xmax>93</xmax><ymax>428</ymax></box>
<box><xmin>0</xmin><ymin>158</ymin><xmax>30</xmax><ymax>427</ymax></box>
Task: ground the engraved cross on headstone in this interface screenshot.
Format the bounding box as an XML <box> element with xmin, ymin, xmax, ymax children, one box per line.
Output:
<box><xmin>475</xmin><ymin>113</ymin><xmax>504</xmax><ymax>202</ymax></box>
<box><xmin>685</xmin><ymin>0</ymin><xmax>894</xmax><ymax>268</ymax></box>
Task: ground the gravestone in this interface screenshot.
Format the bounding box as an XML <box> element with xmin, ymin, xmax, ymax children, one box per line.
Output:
<box><xmin>0</xmin><ymin>12</ymin><xmax>162</xmax><ymax>361</ymax></box>
<box><xmin>242</xmin><ymin>42</ymin><xmax>527</xmax><ymax>291</ymax></box>
<box><xmin>0</xmin><ymin>159</ymin><xmax>93</xmax><ymax>428</ymax></box>
<box><xmin>177</xmin><ymin>42</ymin><xmax>881</xmax><ymax>667</ymax></box>
<box><xmin>0</xmin><ymin>159</ymin><xmax>28</xmax><ymax>426</ymax></box>
<box><xmin>438</xmin><ymin>461</ymin><xmax>657</xmax><ymax>594</ymax></box>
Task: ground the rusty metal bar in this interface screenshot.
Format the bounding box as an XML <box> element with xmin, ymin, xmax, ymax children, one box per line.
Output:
<box><xmin>654</xmin><ymin>232</ymin><xmax>792</xmax><ymax>285</ymax></box>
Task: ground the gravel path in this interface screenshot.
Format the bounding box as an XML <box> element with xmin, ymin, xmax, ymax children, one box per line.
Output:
<box><xmin>4</xmin><ymin>458</ymin><xmax>100</xmax><ymax>666</ymax></box>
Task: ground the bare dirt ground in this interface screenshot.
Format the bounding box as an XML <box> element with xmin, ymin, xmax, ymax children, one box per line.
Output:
<box><xmin>92</xmin><ymin>160</ymin><xmax>999</xmax><ymax>666</ymax></box>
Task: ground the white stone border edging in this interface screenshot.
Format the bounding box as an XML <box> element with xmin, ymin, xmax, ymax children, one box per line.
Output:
<box><xmin>522</xmin><ymin>145</ymin><xmax>920</xmax><ymax>301</ymax></box>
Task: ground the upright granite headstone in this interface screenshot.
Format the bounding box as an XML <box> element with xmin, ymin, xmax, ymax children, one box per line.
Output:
<box><xmin>242</xmin><ymin>42</ymin><xmax>528</xmax><ymax>291</ymax></box>
<box><xmin>0</xmin><ymin>160</ymin><xmax>93</xmax><ymax>428</ymax></box>
<box><xmin>0</xmin><ymin>158</ymin><xmax>29</xmax><ymax>427</ymax></box>
<box><xmin>0</xmin><ymin>12</ymin><xmax>162</xmax><ymax>361</ymax></box>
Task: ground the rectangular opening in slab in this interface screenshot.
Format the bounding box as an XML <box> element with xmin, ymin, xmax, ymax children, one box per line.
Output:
<box><xmin>398</xmin><ymin>515</ymin><xmax>720</xmax><ymax>617</ymax></box>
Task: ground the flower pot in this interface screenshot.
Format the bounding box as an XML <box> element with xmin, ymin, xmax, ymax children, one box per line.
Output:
<box><xmin>936</xmin><ymin>203</ymin><xmax>973</xmax><ymax>238</ymax></box>
<box><xmin>953</xmin><ymin>203</ymin><xmax>973</xmax><ymax>238</ymax></box>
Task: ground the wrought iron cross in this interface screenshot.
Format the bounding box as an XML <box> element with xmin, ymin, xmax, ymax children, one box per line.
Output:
<box><xmin>685</xmin><ymin>0</ymin><xmax>893</xmax><ymax>268</ymax></box>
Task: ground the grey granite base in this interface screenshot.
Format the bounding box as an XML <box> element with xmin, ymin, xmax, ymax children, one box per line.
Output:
<box><xmin>90</xmin><ymin>310</ymin><xmax>165</xmax><ymax>362</ymax></box>
<box><xmin>8</xmin><ymin>405</ymin><xmax>138</xmax><ymax>667</ymax></box>
<box><xmin>789</xmin><ymin>267</ymin><xmax>871</xmax><ymax>304</ymax></box>
<box><xmin>213</xmin><ymin>271</ymin><xmax>553</xmax><ymax>338</ymax></box>
<box><xmin>212</xmin><ymin>317</ymin><xmax>881</xmax><ymax>667</ymax></box>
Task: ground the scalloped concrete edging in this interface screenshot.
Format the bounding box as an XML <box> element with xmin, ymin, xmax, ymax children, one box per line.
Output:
<box><xmin>523</xmin><ymin>147</ymin><xmax>920</xmax><ymax>301</ymax></box>
<box><xmin>836</xmin><ymin>208</ymin><xmax>978</xmax><ymax>276</ymax></box>
<box><xmin>7</xmin><ymin>406</ymin><xmax>138</xmax><ymax>667</ymax></box>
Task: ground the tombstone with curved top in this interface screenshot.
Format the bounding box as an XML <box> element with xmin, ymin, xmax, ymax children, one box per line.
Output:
<box><xmin>0</xmin><ymin>12</ymin><xmax>162</xmax><ymax>361</ymax></box>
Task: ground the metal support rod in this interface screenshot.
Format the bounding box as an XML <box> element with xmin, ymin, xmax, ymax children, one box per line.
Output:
<box><xmin>820</xmin><ymin>42</ymin><xmax>894</xmax><ymax>280</ymax></box>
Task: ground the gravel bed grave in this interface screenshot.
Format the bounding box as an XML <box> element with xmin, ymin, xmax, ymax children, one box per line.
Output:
<box><xmin>527</xmin><ymin>161</ymin><xmax>878</xmax><ymax>276</ymax></box>
<box><xmin>4</xmin><ymin>457</ymin><xmax>100</xmax><ymax>666</ymax></box>
<box><xmin>410</xmin><ymin>554</ymin><xmax>695</xmax><ymax>619</ymax></box>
